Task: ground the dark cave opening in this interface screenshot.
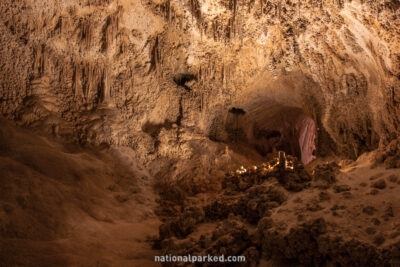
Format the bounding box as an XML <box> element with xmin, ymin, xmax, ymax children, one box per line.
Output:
<box><xmin>225</xmin><ymin>104</ymin><xmax>317</xmax><ymax>165</ymax></box>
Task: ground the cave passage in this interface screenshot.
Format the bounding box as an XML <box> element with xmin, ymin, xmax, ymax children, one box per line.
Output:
<box><xmin>226</xmin><ymin>103</ymin><xmax>316</xmax><ymax>165</ymax></box>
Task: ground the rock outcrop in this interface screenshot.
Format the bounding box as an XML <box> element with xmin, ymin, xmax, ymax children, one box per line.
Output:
<box><xmin>155</xmin><ymin>153</ymin><xmax>400</xmax><ymax>266</ymax></box>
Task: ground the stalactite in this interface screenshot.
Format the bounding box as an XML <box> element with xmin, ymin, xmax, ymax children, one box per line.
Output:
<box><xmin>229</xmin><ymin>0</ymin><xmax>238</xmax><ymax>32</ymax></box>
<box><xmin>115</xmin><ymin>29</ymin><xmax>130</xmax><ymax>56</ymax></box>
<box><xmin>98</xmin><ymin>67</ymin><xmax>110</xmax><ymax>103</ymax></box>
<box><xmin>77</xmin><ymin>17</ymin><xmax>93</xmax><ymax>49</ymax></box>
<box><xmin>200</xmin><ymin>92</ymin><xmax>203</xmax><ymax>111</ymax></box>
<box><xmin>260</xmin><ymin>0</ymin><xmax>264</xmax><ymax>15</ymax></box>
<box><xmin>72</xmin><ymin>61</ymin><xmax>80</xmax><ymax>97</ymax></box>
<box><xmin>101</xmin><ymin>7</ymin><xmax>122</xmax><ymax>52</ymax></box>
<box><xmin>165</xmin><ymin>0</ymin><xmax>171</xmax><ymax>22</ymax></box>
<box><xmin>53</xmin><ymin>16</ymin><xmax>62</xmax><ymax>35</ymax></box>
<box><xmin>226</xmin><ymin>18</ymin><xmax>232</xmax><ymax>40</ymax></box>
<box><xmin>71</xmin><ymin>59</ymin><xmax>107</xmax><ymax>103</ymax></box>
<box><xmin>33</xmin><ymin>43</ymin><xmax>46</xmax><ymax>77</ymax></box>
<box><xmin>221</xmin><ymin>64</ymin><xmax>225</xmax><ymax>87</ymax></box>
<box><xmin>189</xmin><ymin>0</ymin><xmax>202</xmax><ymax>27</ymax></box>
<box><xmin>212</xmin><ymin>20</ymin><xmax>217</xmax><ymax>41</ymax></box>
<box><xmin>198</xmin><ymin>66</ymin><xmax>203</xmax><ymax>85</ymax></box>
<box><xmin>278</xmin><ymin>2</ymin><xmax>281</xmax><ymax>20</ymax></box>
<box><xmin>149</xmin><ymin>36</ymin><xmax>160</xmax><ymax>73</ymax></box>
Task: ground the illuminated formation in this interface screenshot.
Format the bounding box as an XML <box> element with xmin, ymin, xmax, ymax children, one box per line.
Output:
<box><xmin>227</xmin><ymin>151</ymin><xmax>310</xmax><ymax>192</ymax></box>
<box><xmin>235</xmin><ymin>151</ymin><xmax>295</xmax><ymax>176</ymax></box>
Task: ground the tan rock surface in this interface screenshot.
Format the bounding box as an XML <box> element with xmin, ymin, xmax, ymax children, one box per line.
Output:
<box><xmin>0</xmin><ymin>0</ymin><xmax>398</xmax><ymax>161</ymax></box>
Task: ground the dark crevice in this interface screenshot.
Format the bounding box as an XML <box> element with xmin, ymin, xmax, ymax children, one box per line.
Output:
<box><xmin>142</xmin><ymin>120</ymin><xmax>174</xmax><ymax>138</ymax></box>
<box><xmin>173</xmin><ymin>73</ymin><xmax>197</xmax><ymax>91</ymax></box>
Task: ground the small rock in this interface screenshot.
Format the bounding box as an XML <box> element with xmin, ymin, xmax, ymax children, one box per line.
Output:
<box><xmin>390</xmin><ymin>231</ymin><xmax>400</xmax><ymax>239</ymax></box>
<box><xmin>371</xmin><ymin>218</ymin><xmax>381</xmax><ymax>226</ymax></box>
<box><xmin>373</xmin><ymin>234</ymin><xmax>385</xmax><ymax>246</ymax></box>
<box><xmin>362</xmin><ymin>206</ymin><xmax>377</xmax><ymax>215</ymax></box>
<box><xmin>257</xmin><ymin>217</ymin><xmax>274</xmax><ymax>231</ymax></box>
<box><xmin>371</xmin><ymin>179</ymin><xmax>387</xmax><ymax>190</ymax></box>
<box><xmin>331</xmin><ymin>204</ymin><xmax>346</xmax><ymax>211</ymax></box>
<box><xmin>297</xmin><ymin>214</ymin><xmax>305</xmax><ymax>221</ymax></box>
<box><xmin>387</xmin><ymin>174</ymin><xmax>398</xmax><ymax>183</ymax></box>
<box><xmin>333</xmin><ymin>184</ymin><xmax>351</xmax><ymax>193</ymax></box>
<box><xmin>369</xmin><ymin>189</ymin><xmax>379</xmax><ymax>195</ymax></box>
<box><xmin>369</xmin><ymin>173</ymin><xmax>384</xmax><ymax>181</ymax></box>
<box><xmin>115</xmin><ymin>194</ymin><xmax>129</xmax><ymax>203</ymax></box>
<box><xmin>238</xmin><ymin>181</ymin><xmax>248</xmax><ymax>191</ymax></box>
<box><xmin>342</xmin><ymin>191</ymin><xmax>352</xmax><ymax>199</ymax></box>
<box><xmin>319</xmin><ymin>191</ymin><xmax>331</xmax><ymax>201</ymax></box>
<box><xmin>313</xmin><ymin>162</ymin><xmax>339</xmax><ymax>186</ymax></box>
<box><xmin>306</xmin><ymin>202</ymin><xmax>324</xmax><ymax>212</ymax></box>
<box><xmin>366</xmin><ymin>227</ymin><xmax>376</xmax><ymax>235</ymax></box>
<box><xmin>383</xmin><ymin>204</ymin><xmax>394</xmax><ymax>221</ymax></box>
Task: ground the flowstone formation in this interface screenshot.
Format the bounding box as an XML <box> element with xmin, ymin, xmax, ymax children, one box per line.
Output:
<box><xmin>155</xmin><ymin>152</ymin><xmax>400</xmax><ymax>266</ymax></box>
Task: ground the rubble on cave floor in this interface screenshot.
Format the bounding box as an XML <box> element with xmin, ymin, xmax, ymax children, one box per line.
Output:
<box><xmin>155</xmin><ymin>152</ymin><xmax>400</xmax><ymax>266</ymax></box>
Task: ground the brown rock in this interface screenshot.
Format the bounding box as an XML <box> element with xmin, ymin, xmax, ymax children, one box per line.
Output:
<box><xmin>388</xmin><ymin>175</ymin><xmax>399</xmax><ymax>183</ymax></box>
<box><xmin>371</xmin><ymin>218</ymin><xmax>381</xmax><ymax>226</ymax></box>
<box><xmin>333</xmin><ymin>184</ymin><xmax>351</xmax><ymax>193</ymax></box>
<box><xmin>362</xmin><ymin>206</ymin><xmax>377</xmax><ymax>216</ymax></box>
<box><xmin>366</xmin><ymin>227</ymin><xmax>376</xmax><ymax>235</ymax></box>
<box><xmin>369</xmin><ymin>189</ymin><xmax>380</xmax><ymax>195</ymax></box>
<box><xmin>373</xmin><ymin>234</ymin><xmax>386</xmax><ymax>246</ymax></box>
<box><xmin>319</xmin><ymin>191</ymin><xmax>331</xmax><ymax>201</ymax></box>
<box><xmin>371</xmin><ymin>179</ymin><xmax>387</xmax><ymax>189</ymax></box>
<box><xmin>369</xmin><ymin>173</ymin><xmax>384</xmax><ymax>181</ymax></box>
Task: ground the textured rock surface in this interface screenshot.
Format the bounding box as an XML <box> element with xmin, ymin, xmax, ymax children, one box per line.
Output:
<box><xmin>156</xmin><ymin>153</ymin><xmax>400</xmax><ymax>267</ymax></box>
<box><xmin>0</xmin><ymin>0</ymin><xmax>399</xmax><ymax>163</ymax></box>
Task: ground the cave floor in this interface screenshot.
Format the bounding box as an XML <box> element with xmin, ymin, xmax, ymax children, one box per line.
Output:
<box><xmin>0</xmin><ymin>119</ymin><xmax>161</xmax><ymax>266</ymax></box>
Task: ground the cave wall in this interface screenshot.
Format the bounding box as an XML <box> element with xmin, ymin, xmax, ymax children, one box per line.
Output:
<box><xmin>0</xmin><ymin>0</ymin><xmax>399</xmax><ymax>163</ymax></box>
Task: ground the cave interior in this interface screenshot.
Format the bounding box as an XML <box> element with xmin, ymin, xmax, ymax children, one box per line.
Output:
<box><xmin>0</xmin><ymin>0</ymin><xmax>400</xmax><ymax>266</ymax></box>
